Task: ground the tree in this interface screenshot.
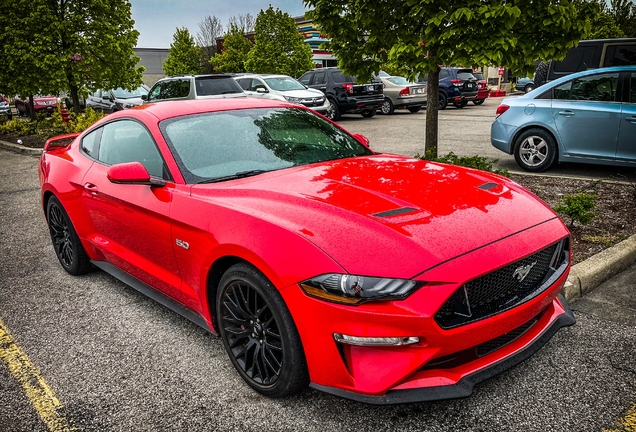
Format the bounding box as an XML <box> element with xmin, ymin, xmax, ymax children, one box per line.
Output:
<box><xmin>607</xmin><ymin>0</ymin><xmax>636</xmax><ymax>37</ymax></box>
<box><xmin>245</xmin><ymin>7</ymin><xmax>315</xmax><ymax>77</ymax></box>
<box><xmin>210</xmin><ymin>24</ymin><xmax>253</xmax><ymax>73</ymax></box>
<box><xmin>305</xmin><ymin>0</ymin><xmax>595</xmax><ymax>157</ymax></box>
<box><xmin>196</xmin><ymin>15</ymin><xmax>223</xmax><ymax>73</ymax></box>
<box><xmin>228</xmin><ymin>13</ymin><xmax>255</xmax><ymax>33</ymax></box>
<box><xmin>0</xmin><ymin>0</ymin><xmax>144</xmax><ymax>115</ymax></box>
<box><xmin>163</xmin><ymin>27</ymin><xmax>203</xmax><ymax>76</ymax></box>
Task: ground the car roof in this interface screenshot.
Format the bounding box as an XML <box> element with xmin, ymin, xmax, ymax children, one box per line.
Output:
<box><xmin>125</xmin><ymin>97</ymin><xmax>297</xmax><ymax>121</ymax></box>
<box><xmin>541</xmin><ymin>65</ymin><xmax>636</xmax><ymax>88</ymax></box>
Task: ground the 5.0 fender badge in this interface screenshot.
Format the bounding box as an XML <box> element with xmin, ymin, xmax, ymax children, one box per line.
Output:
<box><xmin>513</xmin><ymin>261</ymin><xmax>537</xmax><ymax>282</ymax></box>
<box><xmin>176</xmin><ymin>239</ymin><xmax>190</xmax><ymax>250</ymax></box>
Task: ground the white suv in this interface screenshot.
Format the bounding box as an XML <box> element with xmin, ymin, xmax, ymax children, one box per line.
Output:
<box><xmin>234</xmin><ymin>74</ymin><xmax>330</xmax><ymax>115</ymax></box>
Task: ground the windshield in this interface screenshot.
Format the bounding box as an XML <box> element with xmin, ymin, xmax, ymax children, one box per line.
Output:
<box><xmin>264</xmin><ymin>77</ymin><xmax>306</xmax><ymax>91</ymax></box>
<box><xmin>112</xmin><ymin>86</ymin><xmax>149</xmax><ymax>99</ymax></box>
<box><xmin>160</xmin><ymin>108</ymin><xmax>373</xmax><ymax>184</ymax></box>
<box><xmin>386</xmin><ymin>77</ymin><xmax>412</xmax><ymax>85</ymax></box>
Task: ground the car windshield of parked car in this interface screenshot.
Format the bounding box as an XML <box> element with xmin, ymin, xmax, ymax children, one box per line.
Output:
<box><xmin>264</xmin><ymin>77</ymin><xmax>306</xmax><ymax>91</ymax></box>
<box><xmin>160</xmin><ymin>108</ymin><xmax>373</xmax><ymax>184</ymax></box>
<box><xmin>386</xmin><ymin>77</ymin><xmax>412</xmax><ymax>85</ymax></box>
<box><xmin>112</xmin><ymin>86</ymin><xmax>148</xmax><ymax>99</ymax></box>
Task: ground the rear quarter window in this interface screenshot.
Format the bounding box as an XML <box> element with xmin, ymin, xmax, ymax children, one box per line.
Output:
<box><xmin>195</xmin><ymin>77</ymin><xmax>243</xmax><ymax>96</ymax></box>
<box><xmin>331</xmin><ymin>72</ymin><xmax>354</xmax><ymax>83</ymax></box>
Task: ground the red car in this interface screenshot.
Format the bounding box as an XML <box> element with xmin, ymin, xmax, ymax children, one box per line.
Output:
<box><xmin>472</xmin><ymin>71</ymin><xmax>490</xmax><ymax>105</ymax></box>
<box><xmin>39</xmin><ymin>98</ymin><xmax>574</xmax><ymax>403</ymax></box>
<box><xmin>15</xmin><ymin>94</ymin><xmax>59</xmax><ymax>116</ymax></box>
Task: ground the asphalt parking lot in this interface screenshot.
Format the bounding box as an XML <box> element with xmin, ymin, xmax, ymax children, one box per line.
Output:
<box><xmin>0</xmin><ymin>101</ymin><xmax>635</xmax><ymax>431</ymax></box>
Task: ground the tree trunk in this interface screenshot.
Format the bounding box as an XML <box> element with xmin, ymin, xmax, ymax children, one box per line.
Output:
<box><xmin>70</xmin><ymin>83</ymin><xmax>82</xmax><ymax>114</ymax></box>
<box><xmin>425</xmin><ymin>66</ymin><xmax>441</xmax><ymax>159</ymax></box>
<box><xmin>28</xmin><ymin>94</ymin><xmax>36</xmax><ymax>121</ymax></box>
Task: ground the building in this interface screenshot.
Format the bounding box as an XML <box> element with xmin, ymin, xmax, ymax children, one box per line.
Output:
<box><xmin>133</xmin><ymin>48</ymin><xmax>170</xmax><ymax>86</ymax></box>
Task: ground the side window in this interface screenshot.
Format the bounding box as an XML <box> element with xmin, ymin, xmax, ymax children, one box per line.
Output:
<box><xmin>252</xmin><ymin>78</ymin><xmax>266</xmax><ymax>91</ymax></box>
<box><xmin>81</xmin><ymin>128</ymin><xmax>100</xmax><ymax>158</ymax></box>
<box><xmin>148</xmin><ymin>84</ymin><xmax>162</xmax><ymax>101</ymax></box>
<box><xmin>236</xmin><ymin>78</ymin><xmax>251</xmax><ymax>90</ymax></box>
<box><xmin>439</xmin><ymin>69</ymin><xmax>450</xmax><ymax>79</ymax></box>
<box><xmin>554</xmin><ymin>81</ymin><xmax>573</xmax><ymax>100</ymax></box>
<box><xmin>160</xmin><ymin>79</ymin><xmax>190</xmax><ymax>99</ymax></box>
<box><xmin>631</xmin><ymin>73</ymin><xmax>636</xmax><ymax>103</ymax></box>
<box><xmin>603</xmin><ymin>45</ymin><xmax>636</xmax><ymax>67</ymax></box>
<box><xmin>570</xmin><ymin>73</ymin><xmax>619</xmax><ymax>101</ymax></box>
<box><xmin>92</xmin><ymin>90</ymin><xmax>102</xmax><ymax>99</ymax></box>
<box><xmin>299</xmin><ymin>73</ymin><xmax>312</xmax><ymax>85</ymax></box>
<box><xmin>313</xmin><ymin>72</ymin><xmax>326</xmax><ymax>85</ymax></box>
<box><xmin>97</xmin><ymin>120</ymin><xmax>166</xmax><ymax>178</ymax></box>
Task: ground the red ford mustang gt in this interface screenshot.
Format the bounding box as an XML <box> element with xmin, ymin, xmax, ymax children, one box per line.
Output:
<box><xmin>39</xmin><ymin>98</ymin><xmax>574</xmax><ymax>404</ymax></box>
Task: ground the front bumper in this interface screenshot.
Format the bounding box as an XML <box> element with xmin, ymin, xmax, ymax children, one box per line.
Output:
<box><xmin>282</xmin><ymin>218</ymin><xmax>572</xmax><ymax>403</ymax></box>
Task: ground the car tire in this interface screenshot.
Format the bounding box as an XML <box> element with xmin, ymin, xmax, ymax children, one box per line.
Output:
<box><xmin>453</xmin><ymin>101</ymin><xmax>467</xmax><ymax>108</ymax></box>
<box><xmin>472</xmin><ymin>99</ymin><xmax>485</xmax><ymax>106</ymax></box>
<box><xmin>533</xmin><ymin>61</ymin><xmax>551</xmax><ymax>88</ymax></box>
<box><xmin>46</xmin><ymin>196</ymin><xmax>93</xmax><ymax>275</ymax></box>
<box><xmin>326</xmin><ymin>98</ymin><xmax>341</xmax><ymax>121</ymax></box>
<box><xmin>513</xmin><ymin>128</ymin><xmax>558</xmax><ymax>172</ymax></box>
<box><xmin>408</xmin><ymin>106</ymin><xmax>421</xmax><ymax>113</ymax></box>
<box><xmin>217</xmin><ymin>263</ymin><xmax>309</xmax><ymax>398</ymax></box>
<box><xmin>438</xmin><ymin>92</ymin><xmax>448</xmax><ymax>110</ymax></box>
<box><xmin>361</xmin><ymin>109</ymin><xmax>376</xmax><ymax>118</ymax></box>
<box><xmin>524</xmin><ymin>84</ymin><xmax>535</xmax><ymax>93</ymax></box>
<box><xmin>381</xmin><ymin>98</ymin><xmax>394</xmax><ymax>115</ymax></box>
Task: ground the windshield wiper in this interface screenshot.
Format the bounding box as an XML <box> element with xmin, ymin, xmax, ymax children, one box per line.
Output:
<box><xmin>197</xmin><ymin>170</ymin><xmax>267</xmax><ymax>184</ymax></box>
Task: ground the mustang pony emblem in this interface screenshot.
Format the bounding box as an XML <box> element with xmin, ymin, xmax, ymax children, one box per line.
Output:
<box><xmin>513</xmin><ymin>261</ymin><xmax>537</xmax><ymax>282</ymax></box>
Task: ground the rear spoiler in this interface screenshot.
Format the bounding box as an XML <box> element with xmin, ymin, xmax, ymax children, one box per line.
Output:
<box><xmin>43</xmin><ymin>133</ymin><xmax>80</xmax><ymax>151</ymax></box>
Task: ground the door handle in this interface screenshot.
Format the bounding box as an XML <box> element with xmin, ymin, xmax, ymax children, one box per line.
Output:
<box><xmin>625</xmin><ymin>116</ymin><xmax>636</xmax><ymax>123</ymax></box>
<box><xmin>84</xmin><ymin>182</ymin><xmax>98</xmax><ymax>196</ymax></box>
<box><xmin>558</xmin><ymin>110</ymin><xmax>574</xmax><ymax>116</ymax></box>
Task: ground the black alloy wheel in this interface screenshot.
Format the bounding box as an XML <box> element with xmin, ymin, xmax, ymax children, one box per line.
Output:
<box><xmin>217</xmin><ymin>263</ymin><xmax>309</xmax><ymax>397</ymax></box>
<box><xmin>361</xmin><ymin>109</ymin><xmax>376</xmax><ymax>118</ymax></box>
<box><xmin>46</xmin><ymin>196</ymin><xmax>93</xmax><ymax>275</ymax></box>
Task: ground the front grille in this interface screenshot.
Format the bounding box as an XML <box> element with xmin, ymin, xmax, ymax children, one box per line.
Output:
<box><xmin>435</xmin><ymin>238</ymin><xmax>569</xmax><ymax>329</ymax></box>
<box><xmin>476</xmin><ymin>314</ymin><xmax>540</xmax><ymax>357</ymax></box>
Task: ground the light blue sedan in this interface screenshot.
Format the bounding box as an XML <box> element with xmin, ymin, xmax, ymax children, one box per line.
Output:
<box><xmin>491</xmin><ymin>66</ymin><xmax>636</xmax><ymax>172</ymax></box>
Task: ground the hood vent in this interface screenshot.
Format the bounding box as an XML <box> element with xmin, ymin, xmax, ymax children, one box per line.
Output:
<box><xmin>372</xmin><ymin>207</ymin><xmax>418</xmax><ymax>218</ymax></box>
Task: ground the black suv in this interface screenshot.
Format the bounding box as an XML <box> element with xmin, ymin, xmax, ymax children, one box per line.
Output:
<box><xmin>144</xmin><ymin>74</ymin><xmax>244</xmax><ymax>103</ymax></box>
<box><xmin>298</xmin><ymin>68</ymin><xmax>384</xmax><ymax>120</ymax></box>
<box><xmin>417</xmin><ymin>67</ymin><xmax>479</xmax><ymax>109</ymax></box>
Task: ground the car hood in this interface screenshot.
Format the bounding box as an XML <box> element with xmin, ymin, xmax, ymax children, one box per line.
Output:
<box><xmin>115</xmin><ymin>96</ymin><xmax>144</xmax><ymax>106</ymax></box>
<box><xmin>192</xmin><ymin>155</ymin><xmax>558</xmax><ymax>278</ymax></box>
<box><xmin>278</xmin><ymin>89</ymin><xmax>325</xmax><ymax>99</ymax></box>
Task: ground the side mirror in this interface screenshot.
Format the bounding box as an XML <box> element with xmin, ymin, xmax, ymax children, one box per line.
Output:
<box><xmin>141</xmin><ymin>94</ymin><xmax>148</xmax><ymax>101</ymax></box>
<box><xmin>256</xmin><ymin>88</ymin><xmax>267</xmax><ymax>93</ymax></box>
<box><xmin>351</xmin><ymin>133</ymin><xmax>370</xmax><ymax>148</ymax></box>
<box><xmin>107</xmin><ymin>162</ymin><xmax>165</xmax><ymax>187</ymax></box>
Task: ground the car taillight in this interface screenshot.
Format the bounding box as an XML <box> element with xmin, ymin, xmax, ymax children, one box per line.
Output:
<box><xmin>495</xmin><ymin>104</ymin><xmax>510</xmax><ymax>119</ymax></box>
<box><xmin>342</xmin><ymin>83</ymin><xmax>354</xmax><ymax>94</ymax></box>
<box><xmin>399</xmin><ymin>87</ymin><xmax>410</xmax><ymax>96</ymax></box>
<box><xmin>451</xmin><ymin>79</ymin><xmax>463</xmax><ymax>86</ymax></box>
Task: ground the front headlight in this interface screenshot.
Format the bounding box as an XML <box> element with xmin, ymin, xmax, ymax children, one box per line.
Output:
<box><xmin>284</xmin><ymin>96</ymin><xmax>303</xmax><ymax>103</ymax></box>
<box><xmin>300</xmin><ymin>274</ymin><xmax>425</xmax><ymax>305</ymax></box>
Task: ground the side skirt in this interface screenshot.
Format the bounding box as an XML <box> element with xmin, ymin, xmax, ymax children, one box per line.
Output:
<box><xmin>91</xmin><ymin>260</ymin><xmax>215</xmax><ymax>334</ymax></box>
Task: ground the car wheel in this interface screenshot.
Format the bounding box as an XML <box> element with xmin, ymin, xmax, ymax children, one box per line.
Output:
<box><xmin>533</xmin><ymin>61</ymin><xmax>550</xmax><ymax>88</ymax></box>
<box><xmin>46</xmin><ymin>196</ymin><xmax>93</xmax><ymax>275</ymax></box>
<box><xmin>408</xmin><ymin>106</ymin><xmax>421</xmax><ymax>113</ymax></box>
<box><xmin>326</xmin><ymin>98</ymin><xmax>341</xmax><ymax>121</ymax></box>
<box><xmin>361</xmin><ymin>109</ymin><xmax>376</xmax><ymax>118</ymax></box>
<box><xmin>381</xmin><ymin>98</ymin><xmax>394</xmax><ymax>115</ymax></box>
<box><xmin>472</xmin><ymin>99</ymin><xmax>485</xmax><ymax>105</ymax></box>
<box><xmin>513</xmin><ymin>128</ymin><xmax>558</xmax><ymax>172</ymax></box>
<box><xmin>217</xmin><ymin>263</ymin><xmax>309</xmax><ymax>398</ymax></box>
<box><xmin>438</xmin><ymin>92</ymin><xmax>448</xmax><ymax>110</ymax></box>
<box><xmin>524</xmin><ymin>84</ymin><xmax>535</xmax><ymax>93</ymax></box>
<box><xmin>453</xmin><ymin>101</ymin><xmax>467</xmax><ymax>108</ymax></box>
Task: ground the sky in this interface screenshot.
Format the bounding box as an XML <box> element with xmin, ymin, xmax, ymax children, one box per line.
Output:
<box><xmin>130</xmin><ymin>0</ymin><xmax>308</xmax><ymax>48</ymax></box>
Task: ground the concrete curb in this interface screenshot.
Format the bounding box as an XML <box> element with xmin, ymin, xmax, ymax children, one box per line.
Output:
<box><xmin>0</xmin><ymin>139</ymin><xmax>43</xmax><ymax>156</ymax></box>
<box><xmin>1</xmin><ymin>139</ymin><xmax>634</xmax><ymax>303</ymax></box>
<box><xmin>562</xmin><ymin>234</ymin><xmax>636</xmax><ymax>302</ymax></box>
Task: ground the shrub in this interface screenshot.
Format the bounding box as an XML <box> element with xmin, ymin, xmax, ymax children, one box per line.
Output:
<box><xmin>0</xmin><ymin>118</ymin><xmax>37</xmax><ymax>135</ymax></box>
<box><xmin>67</xmin><ymin>106</ymin><xmax>105</xmax><ymax>133</ymax></box>
<box><xmin>416</xmin><ymin>150</ymin><xmax>510</xmax><ymax>177</ymax></box>
<box><xmin>554</xmin><ymin>192</ymin><xmax>598</xmax><ymax>227</ymax></box>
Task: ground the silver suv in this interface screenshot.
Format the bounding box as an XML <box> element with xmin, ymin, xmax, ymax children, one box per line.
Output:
<box><xmin>234</xmin><ymin>74</ymin><xmax>330</xmax><ymax>115</ymax></box>
<box><xmin>144</xmin><ymin>74</ymin><xmax>245</xmax><ymax>103</ymax></box>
